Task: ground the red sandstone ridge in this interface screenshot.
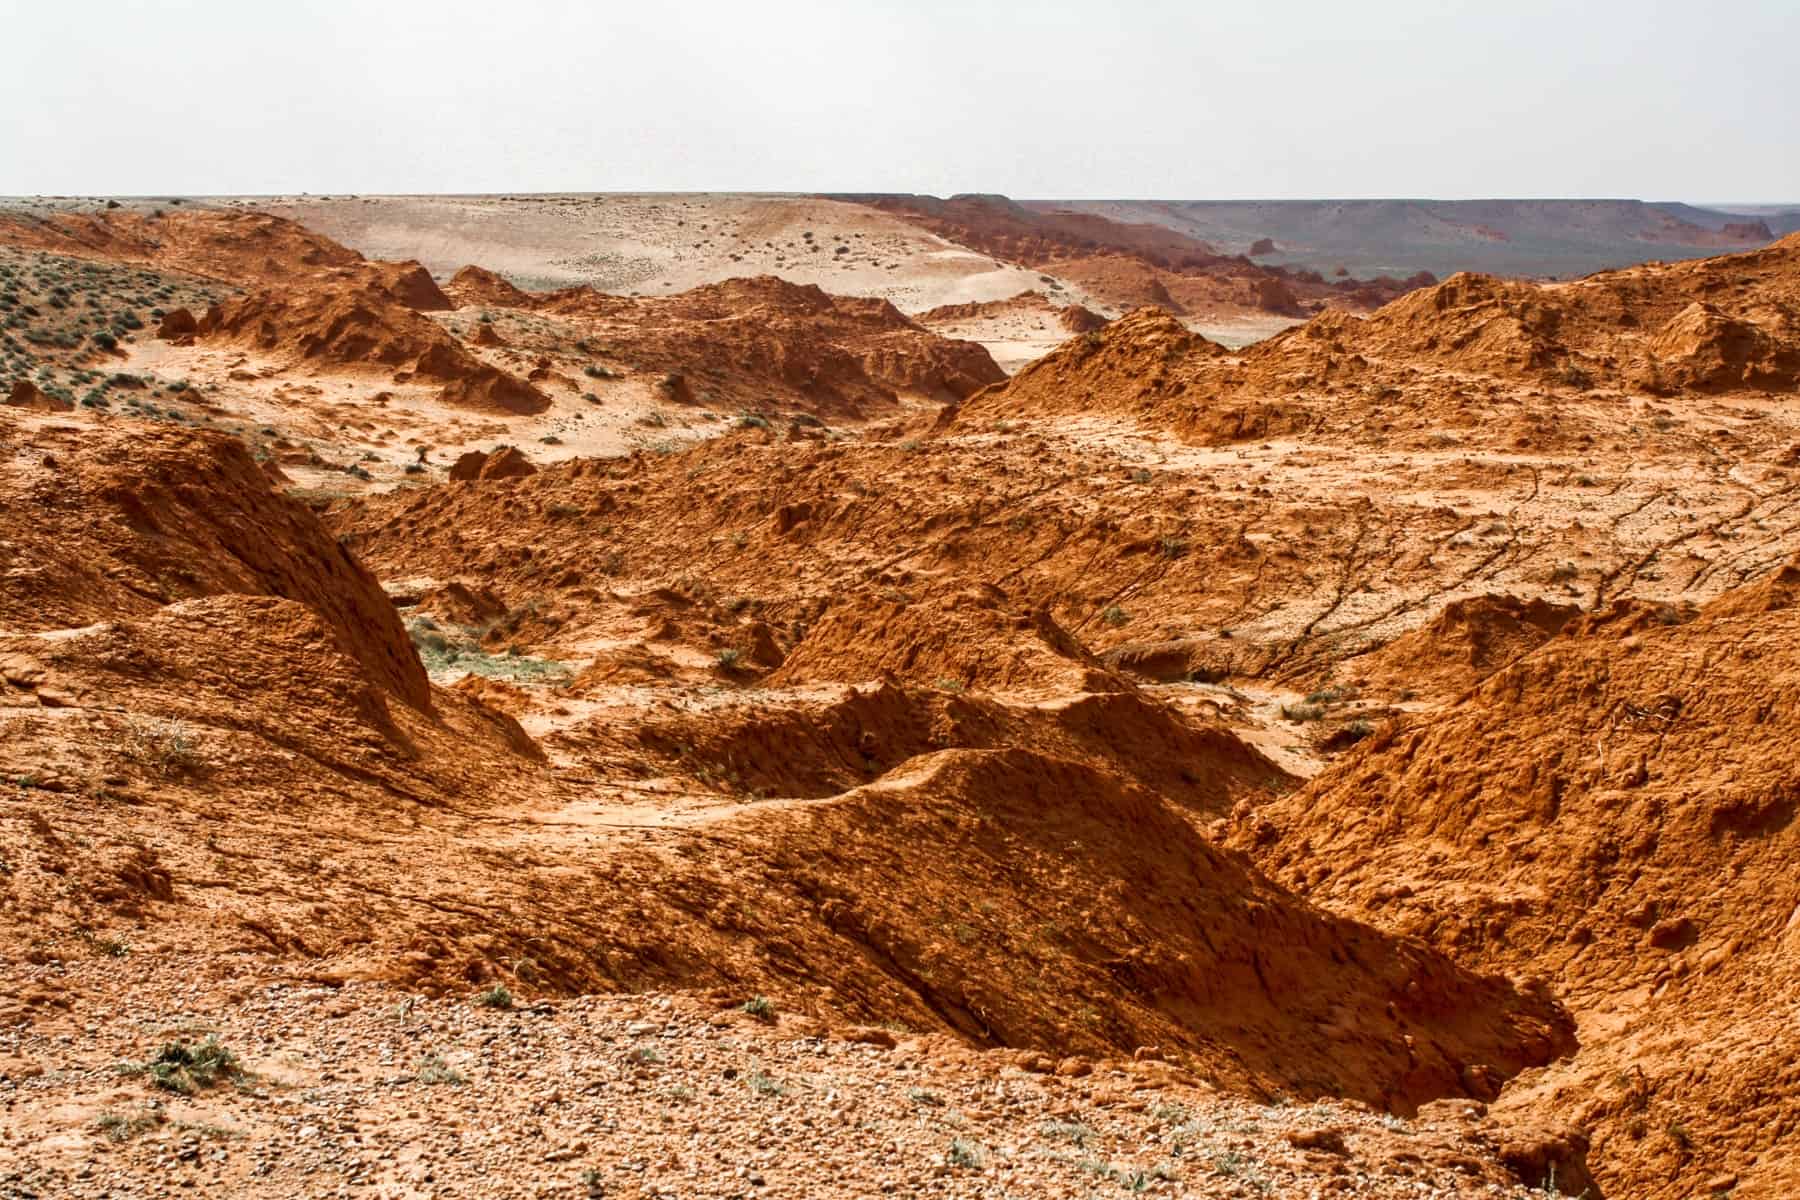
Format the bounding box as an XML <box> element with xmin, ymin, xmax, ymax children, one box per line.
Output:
<box><xmin>448</xmin><ymin>445</ymin><xmax>538</xmax><ymax>481</ymax></box>
<box><xmin>156</xmin><ymin>306</ymin><xmax>199</xmax><ymax>340</ymax></box>
<box><xmin>951</xmin><ymin>309</ymin><xmax>1308</xmax><ymax>444</ymax></box>
<box><xmin>0</xmin><ymin>207</ymin><xmax>450</xmax><ymax>302</ymax></box>
<box><xmin>913</xmin><ymin>290</ymin><xmax>1060</xmax><ymax>325</ymax></box>
<box><xmin>1057</xmin><ymin>303</ymin><xmax>1108</xmax><ymax>333</ymax></box>
<box><xmin>0</xmin><ymin>411</ymin><xmax>430</xmax><ymax>710</ymax></box>
<box><xmin>955</xmin><ymin>234</ymin><xmax>1800</xmax><ymax>451</ymax></box>
<box><xmin>443</xmin><ymin>265</ymin><xmax>537</xmax><ymax>309</ymax></box>
<box><xmin>1236</xmin><ymin>567</ymin><xmax>1800</xmax><ymax>1198</ymax></box>
<box><xmin>1318</xmin><ymin>233</ymin><xmax>1800</xmax><ymax>392</ymax></box>
<box><xmin>196</xmin><ymin>276</ymin><xmax>547</xmax><ymax>414</ymax></box>
<box><xmin>1348</xmin><ymin>594</ymin><xmax>1579</xmax><ymax>701</ymax></box>
<box><xmin>767</xmin><ymin>584</ymin><xmax>1126</xmax><ymax>697</ymax></box>
<box><xmin>4</xmin><ymin>378</ymin><xmax>71</xmax><ymax>412</ymax></box>
<box><xmin>447</xmin><ymin>271</ymin><xmax>1003</xmax><ymax>417</ymax></box>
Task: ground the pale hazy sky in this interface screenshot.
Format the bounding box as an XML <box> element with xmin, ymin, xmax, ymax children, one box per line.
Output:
<box><xmin>5</xmin><ymin>0</ymin><xmax>1796</xmax><ymax>200</ymax></box>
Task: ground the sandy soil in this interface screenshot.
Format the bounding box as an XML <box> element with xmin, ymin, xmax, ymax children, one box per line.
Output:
<box><xmin>0</xmin><ymin>962</ymin><xmax>1550</xmax><ymax>1200</ymax></box>
<box><xmin>119</xmin><ymin>332</ymin><xmax>722</xmax><ymax>487</ymax></box>
<box><xmin>256</xmin><ymin>194</ymin><xmax>1066</xmax><ymax>314</ymax></box>
<box><xmin>255</xmin><ymin>194</ymin><xmax>1288</xmax><ymax>359</ymax></box>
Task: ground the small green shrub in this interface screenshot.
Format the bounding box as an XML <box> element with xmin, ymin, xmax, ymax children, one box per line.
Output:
<box><xmin>120</xmin><ymin>1036</ymin><xmax>242</xmax><ymax>1094</ymax></box>
<box><xmin>123</xmin><ymin>717</ymin><xmax>204</xmax><ymax>776</ymax></box>
<box><xmin>1559</xmin><ymin>364</ymin><xmax>1594</xmax><ymax>390</ymax></box>
<box><xmin>416</xmin><ymin>1054</ymin><xmax>466</xmax><ymax>1086</ymax></box>
<box><xmin>1040</xmin><ymin>1120</ymin><xmax>1093</xmax><ymax>1146</ymax></box>
<box><xmin>95</xmin><ymin>1108</ymin><xmax>165</xmax><ymax>1142</ymax></box>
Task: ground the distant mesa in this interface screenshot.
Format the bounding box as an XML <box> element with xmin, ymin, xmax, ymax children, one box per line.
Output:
<box><xmin>1722</xmin><ymin>219</ymin><xmax>1774</xmax><ymax>241</ymax></box>
<box><xmin>831</xmin><ymin>193</ymin><xmax>1431</xmax><ymax>319</ymax></box>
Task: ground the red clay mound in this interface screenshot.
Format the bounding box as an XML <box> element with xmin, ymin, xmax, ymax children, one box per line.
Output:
<box><xmin>0</xmin><ymin>207</ymin><xmax>364</xmax><ymax>285</ymax></box>
<box><xmin>443</xmin><ymin>264</ymin><xmax>536</xmax><ymax>309</ymax></box>
<box><xmin>364</xmin><ymin>260</ymin><xmax>453</xmax><ymax>312</ymax></box>
<box><xmin>197</xmin><ymin>278</ymin><xmax>547</xmax><ymax>415</ymax></box>
<box><xmin>914</xmin><ymin>291</ymin><xmax>1051</xmax><ymax>324</ymax></box>
<box><xmin>1350</xmin><ymin>593</ymin><xmax>1579</xmax><ymax>700</ymax></box>
<box><xmin>1305</xmin><ymin>233</ymin><xmax>1800</xmax><ymax>396</ymax></box>
<box><xmin>156</xmin><ymin>306</ymin><xmax>199</xmax><ymax>340</ymax></box>
<box><xmin>1647</xmin><ymin>301</ymin><xmax>1798</xmax><ymax>391</ymax></box>
<box><xmin>463</xmin><ymin>273</ymin><xmax>1005</xmax><ymax>417</ymax></box>
<box><xmin>4</xmin><ymin>379</ymin><xmax>70</xmax><ymax>412</ymax></box>
<box><xmin>433</xmin><ymin>365</ymin><xmax>548</xmax><ymax>413</ymax></box>
<box><xmin>1057</xmin><ymin>303</ymin><xmax>1108</xmax><ymax>333</ymax></box>
<box><xmin>1252</xmin><ymin>275</ymin><xmax>1306</xmax><ymax>317</ymax></box>
<box><xmin>1</xmin><ymin>594</ymin><xmax>406</xmax><ymax>770</ymax></box>
<box><xmin>1702</xmin><ymin>554</ymin><xmax>1800</xmax><ymax>618</ymax></box>
<box><xmin>1354</xmin><ymin>272</ymin><xmax>1571</xmax><ymax>374</ymax></box>
<box><xmin>768</xmin><ymin>584</ymin><xmax>1124</xmax><ymax>696</ymax></box>
<box><xmin>709</xmin><ymin>746</ymin><xmax>1573</xmax><ymax>1107</ymax></box>
<box><xmin>447</xmin><ymin>445</ymin><xmax>538</xmax><ymax>482</ymax></box>
<box><xmin>563</xmin><ymin>678</ymin><xmax>1286</xmax><ymax>812</ymax></box>
<box><xmin>0</xmin><ymin>413</ymin><xmax>429</xmax><ymax>709</ymax></box>
<box><xmin>1054</xmin><ymin>254</ymin><xmax>1186</xmax><ymax>313</ymax></box>
<box><xmin>955</xmin><ymin>309</ymin><xmax>1311</xmax><ymax>444</ymax></box>
<box><xmin>1561</xmin><ymin>229</ymin><xmax>1800</xmax><ymax>332</ymax></box>
<box><xmin>0</xmin><ymin>594</ymin><xmax>549</xmax><ymax>969</ymax></box>
<box><xmin>1238</xmin><ymin>578</ymin><xmax>1800</xmax><ymax>1198</ymax></box>
<box><xmin>0</xmin><ymin>207</ymin><xmax>455</xmax><ymax>313</ymax></box>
